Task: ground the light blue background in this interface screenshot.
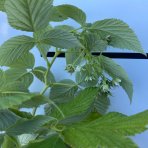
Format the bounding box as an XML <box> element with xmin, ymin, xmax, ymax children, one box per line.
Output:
<box><xmin>0</xmin><ymin>0</ymin><xmax>148</xmax><ymax>147</ymax></box>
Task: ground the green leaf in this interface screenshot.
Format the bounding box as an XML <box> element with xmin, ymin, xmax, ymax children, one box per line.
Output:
<box><xmin>76</xmin><ymin>70</ymin><xmax>98</xmax><ymax>88</ymax></box>
<box><xmin>83</xmin><ymin>32</ymin><xmax>107</xmax><ymax>51</ymax></box>
<box><xmin>94</xmin><ymin>94</ymin><xmax>110</xmax><ymax>115</ymax></box>
<box><xmin>20</xmin><ymin>95</ymin><xmax>48</xmax><ymax>108</ymax></box>
<box><xmin>25</xmin><ymin>134</ymin><xmax>66</xmax><ymax>148</ymax></box>
<box><xmin>49</xmin><ymin>79</ymin><xmax>78</xmax><ymax>103</ymax></box>
<box><xmin>75</xmin><ymin>63</ymin><xmax>100</xmax><ymax>88</ymax></box>
<box><xmin>99</xmin><ymin>55</ymin><xmax>133</xmax><ymax>101</ymax></box>
<box><xmin>56</xmin><ymin>4</ymin><xmax>86</xmax><ymax>25</ymax></box>
<box><xmin>0</xmin><ymin>36</ymin><xmax>35</xmax><ymax>66</ymax></box>
<box><xmin>32</xmin><ymin>66</ymin><xmax>55</xmax><ymax>84</ymax></box>
<box><xmin>36</xmin><ymin>29</ymin><xmax>82</xmax><ymax>49</ymax></box>
<box><xmin>5</xmin><ymin>0</ymin><xmax>53</xmax><ymax>31</ymax></box>
<box><xmin>18</xmin><ymin>134</ymin><xmax>36</xmax><ymax>147</ymax></box>
<box><xmin>63</xmin><ymin>110</ymin><xmax>148</xmax><ymax>148</ymax></box>
<box><xmin>0</xmin><ymin>134</ymin><xmax>4</xmax><ymax>146</ymax></box>
<box><xmin>55</xmin><ymin>25</ymin><xmax>74</xmax><ymax>32</ymax></box>
<box><xmin>48</xmin><ymin>6</ymin><xmax>68</xmax><ymax>22</ymax></box>
<box><xmin>65</xmin><ymin>48</ymin><xmax>83</xmax><ymax>66</ymax></box>
<box><xmin>0</xmin><ymin>110</ymin><xmax>20</xmax><ymax>131</ymax></box>
<box><xmin>34</xmin><ymin>26</ymin><xmax>52</xmax><ymax>60</ymax></box>
<box><xmin>0</xmin><ymin>0</ymin><xmax>5</xmax><ymax>11</ymax></box>
<box><xmin>5</xmin><ymin>68</ymin><xmax>34</xmax><ymax>88</ymax></box>
<box><xmin>0</xmin><ymin>93</ymin><xmax>35</xmax><ymax>110</ymax></box>
<box><xmin>8</xmin><ymin>52</ymin><xmax>35</xmax><ymax>69</ymax></box>
<box><xmin>51</xmin><ymin>88</ymin><xmax>98</xmax><ymax>120</ymax></box>
<box><xmin>2</xmin><ymin>135</ymin><xmax>20</xmax><ymax>148</ymax></box>
<box><xmin>91</xmin><ymin>19</ymin><xmax>145</xmax><ymax>54</ymax></box>
<box><xmin>9</xmin><ymin>108</ymin><xmax>33</xmax><ymax>119</ymax></box>
<box><xmin>6</xmin><ymin>115</ymin><xmax>56</xmax><ymax>136</ymax></box>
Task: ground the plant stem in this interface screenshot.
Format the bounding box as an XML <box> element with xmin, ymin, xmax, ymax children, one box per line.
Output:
<box><xmin>32</xmin><ymin>50</ymin><xmax>61</xmax><ymax>116</ymax></box>
<box><xmin>48</xmin><ymin>99</ymin><xmax>65</xmax><ymax>119</ymax></box>
<box><xmin>50</xmin><ymin>50</ymin><xmax>61</xmax><ymax>68</ymax></box>
<box><xmin>32</xmin><ymin>85</ymin><xmax>49</xmax><ymax>116</ymax></box>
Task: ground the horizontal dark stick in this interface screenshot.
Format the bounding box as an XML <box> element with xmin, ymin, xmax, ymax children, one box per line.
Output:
<box><xmin>47</xmin><ymin>52</ymin><xmax>148</xmax><ymax>59</ymax></box>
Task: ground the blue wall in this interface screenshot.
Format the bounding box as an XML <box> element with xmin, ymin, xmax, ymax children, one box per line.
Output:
<box><xmin>0</xmin><ymin>0</ymin><xmax>148</xmax><ymax>147</ymax></box>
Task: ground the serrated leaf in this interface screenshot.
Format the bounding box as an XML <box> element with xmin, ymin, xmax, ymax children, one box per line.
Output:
<box><xmin>94</xmin><ymin>94</ymin><xmax>110</xmax><ymax>115</ymax></box>
<box><xmin>76</xmin><ymin>70</ymin><xmax>98</xmax><ymax>88</ymax></box>
<box><xmin>65</xmin><ymin>48</ymin><xmax>83</xmax><ymax>66</ymax></box>
<box><xmin>36</xmin><ymin>29</ymin><xmax>82</xmax><ymax>49</ymax></box>
<box><xmin>55</xmin><ymin>25</ymin><xmax>74</xmax><ymax>32</ymax></box>
<box><xmin>0</xmin><ymin>134</ymin><xmax>4</xmax><ymax>146</ymax></box>
<box><xmin>21</xmin><ymin>95</ymin><xmax>48</xmax><ymax>108</ymax></box>
<box><xmin>0</xmin><ymin>0</ymin><xmax>5</xmax><ymax>11</ymax></box>
<box><xmin>91</xmin><ymin>19</ymin><xmax>145</xmax><ymax>54</ymax></box>
<box><xmin>63</xmin><ymin>111</ymin><xmax>148</xmax><ymax>148</ymax></box>
<box><xmin>0</xmin><ymin>93</ymin><xmax>35</xmax><ymax>110</ymax></box>
<box><xmin>32</xmin><ymin>66</ymin><xmax>55</xmax><ymax>84</ymax></box>
<box><xmin>2</xmin><ymin>135</ymin><xmax>19</xmax><ymax>148</ymax></box>
<box><xmin>99</xmin><ymin>55</ymin><xmax>133</xmax><ymax>101</ymax></box>
<box><xmin>49</xmin><ymin>79</ymin><xmax>78</xmax><ymax>103</ymax></box>
<box><xmin>84</xmin><ymin>32</ymin><xmax>107</xmax><ymax>51</ymax></box>
<box><xmin>9</xmin><ymin>108</ymin><xmax>33</xmax><ymax>119</ymax></box>
<box><xmin>51</xmin><ymin>88</ymin><xmax>98</xmax><ymax>120</ymax></box>
<box><xmin>25</xmin><ymin>134</ymin><xmax>66</xmax><ymax>148</ymax></box>
<box><xmin>34</xmin><ymin>26</ymin><xmax>52</xmax><ymax>59</ymax></box>
<box><xmin>5</xmin><ymin>0</ymin><xmax>53</xmax><ymax>31</ymax></box>
<box><xmin>0</xmin><ymin>110</ymin><xmax>20</xmax><ymax>131</ymax></box>
<box><xmin>6</xmin><ymin>115</ymin><xmax>56</xmax><ymax>136</ymax></box>
<box><xmin>9</xmin><ymin>52</ymin><xmax>35</xmax><ymax>69</ymax></box>
<box><xmin>18</xmin><ymin>134</ymin><xmax>36</xmax><ymax>147</ymax></box>
<box><xmin>0</xmin><ymin>36</ymin><xmax>35</xmax><ymax>66</ymax></box>
<box><xmin>4</xmin><ymin>68</ymin><xmax>33</xmax><ymax>88</ymax></box>
<box><xmin>56</xmin><ymin>4</ymin><xmax>86</xmax><ymax>26</ymax></box>
<box><xmin>48</xmin><ymin>6</ymin><xmax>68</xmax><ymax>22</ymax></box>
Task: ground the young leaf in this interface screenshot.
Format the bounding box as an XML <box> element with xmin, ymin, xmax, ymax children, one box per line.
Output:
<box><xmin>5</xmin><ymin>0</ymin><xmax>53</xmax><ymax>31</ymax></box>
<box><xmin>8</xmin><ymin>52</ymin><xmax>35</xmax><ymax>69</ymax></box>
<box><xmin>0</xmin><ymin>110</ymin><xmax>20</xmax><ymax>131</ymax></box>
<box><xmin>49</xmin><ymin>79</ymin><xmax>78</xmax><ymax>103</ymax></box>
<box><xmin>0</xmin><ymin>36</ymin><xmax>35</xmax><ymax>66</ymax></box>
<box><xmin>36</xmin><ymin>29</ymin><xmax>82</xmax><ymax>49</ymax></box>
<box><xmin>99</xmin><ymin>55</ymin><xmax>133</xmax><ymax>101</ymax></box>
<box><xmin>25</xmin><ymin>134</ymin><xmax>66</xmax><ymax>148</ymax></box>
<box><xmin>0</xmin><ymin>0</ymin><xmax>5</xmax><ymax>11</ymax></box>
<box><xmin>51</xmin><ymin>87</ymin><xmax>98</xmax><ymax>120</ymax></box>
<box><xmin>6</xmin><ymin>115</ymin><xmax>56</xmax><ymax>136</ymax></box>
<box><xmin>63</xmin><ymin>110</ymin><xmax>148</xmax><ymax>148</ymax></box>
<box><xmin>56</xmin><ymin>4</ymin><xmax>86</xmax><ymax>26</ymax></box>
<box><xmin>91</xmin><ymin>19</ymin><xmax>145</xmax><ymax>54</ymax></box>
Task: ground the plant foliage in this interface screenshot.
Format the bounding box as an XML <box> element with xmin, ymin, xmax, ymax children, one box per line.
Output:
<box><xmin>0</xmin><ymin>0</ymin><xmax>147</xmax><ymax>147</ymax></box>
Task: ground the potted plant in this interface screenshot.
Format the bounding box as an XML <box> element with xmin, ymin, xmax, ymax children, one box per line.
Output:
<box><xmin>0</xmin><ymin>0</ymin><xmax>147</xmax><ymax>147</ymax></box>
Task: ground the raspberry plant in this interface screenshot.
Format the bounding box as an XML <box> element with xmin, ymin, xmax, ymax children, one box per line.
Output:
<box><xmin>0</xmin><ymin>0</ymin><xmax>148</xmax><ymax>147</ymax></box>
